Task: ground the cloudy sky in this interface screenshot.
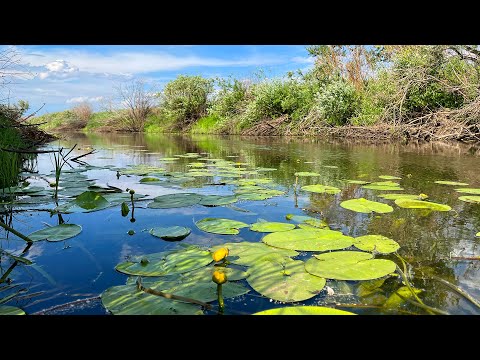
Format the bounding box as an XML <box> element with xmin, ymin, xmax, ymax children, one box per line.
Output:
<box><xmin>1</xmin><ymin>45</ymin><xmax>314</xmax><ymax>114</ymax></box>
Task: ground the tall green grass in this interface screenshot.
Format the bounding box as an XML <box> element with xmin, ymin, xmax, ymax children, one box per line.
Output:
<box><xmin>0</xmin><ymin>116</ymin><xmax>23</xmax><ymax>189</ymax></box>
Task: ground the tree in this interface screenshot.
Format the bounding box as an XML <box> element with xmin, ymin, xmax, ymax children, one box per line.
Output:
<box><xmin>115</xmin><ymin>80</ymin><xmax>155</xmax><ymax>132</ymax></box>
<box><xmin>159</xmin><ymin>75</ymin><xmax>213</xmax><ymax>128</ymax></box>
<box><xmin>71</xmin><ymin>102</ymin><xmax>92</xmax><ymax>129</ymax></box>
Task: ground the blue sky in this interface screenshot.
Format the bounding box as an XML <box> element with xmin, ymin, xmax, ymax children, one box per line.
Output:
<box><xmin>2</xmin><ymin>45</ymin><xmax>314</xmax><ymax>114</ymax></box>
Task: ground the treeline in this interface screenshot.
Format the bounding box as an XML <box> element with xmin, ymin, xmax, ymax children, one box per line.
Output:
<box><xmin>35</xmin><ymin>46</ymin><xmax>480</xmax><ymax>142</ymax></box>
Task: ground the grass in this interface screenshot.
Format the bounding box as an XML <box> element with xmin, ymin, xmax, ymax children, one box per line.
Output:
<box><xmin>189</xmin><ymin>114</ymin><xmax>222</xmax><ymax>134</ymax></box>
<box><xmin>0</xmin><ymin>116</ymin><xmax>23</xmax><ymax>189</ymax></box>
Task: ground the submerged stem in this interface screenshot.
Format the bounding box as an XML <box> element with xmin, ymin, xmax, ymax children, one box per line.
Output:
<box><xmin>0</xmin><ymin>220</ymin><xmax>33</xmax><ymax>243</ymax></box>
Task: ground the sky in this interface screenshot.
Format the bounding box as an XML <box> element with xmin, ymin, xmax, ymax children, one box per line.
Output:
<box><xmin>1</xmin><ymin>45</ymin><xmax>314</xmax><ymax>114</ymax></box>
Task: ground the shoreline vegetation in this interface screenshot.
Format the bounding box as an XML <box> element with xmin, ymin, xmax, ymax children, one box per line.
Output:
<box><xmin>32</xmin><ymin>46</ymin><xmax>480</xmax><ymax>143</ymax></box>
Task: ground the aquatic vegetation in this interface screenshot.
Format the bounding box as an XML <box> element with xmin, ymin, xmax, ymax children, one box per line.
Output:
<box><xmin>211</xmin><ymin>242</ymin><xmax>298</xmax><ymax>266</ymax></box>
<box><xmin>363</xmin><ymin>181</ymin><xmax>404</xmax><ymax>191</ymax></box>
<box><xmin>345</xmin><ymin>180</ymin><xmax>371</xmax><ymax>185</ymax></box>
<box><xmin>294</xmin><ymin>172</ymin><xmax>320</xmax><ymax>177</ymax></box>
<box><xmin>250</xmin><ymin>222</ymin><xmax>296</xmax><ymax>233</ymax></box>
<box><xmin>379</xmin><ymin>175</ymin><xmax>402</xmax><ymax>180</ymax></box>
<box><xmin>434</xmin><ymin>181</ymin><xmax>469</xmax><ymax>186</ymax></box>
<box><xmin>305</xmin><ymin>251</ymin><xmax>397</xmax><ymax>281</ymax></box>
<box><xmin>378</xmin><ymin>194</ymin><xmax>424</xmax><ymax>200</ymax></box>
<box><xmin>455</xmin><ymin>188</ymin><xmax>480</xmax><ymax>195</ymax></box>
<box><xmin>340</xmin><ymin>198</ymin><xmax>394</xmax><ymax>214</ymax></box>
<box><xmin>149</xmin><ymin>226</ymin><xmax>191</xmax><ymax>241</ymax></box>
<box><xmin>353</xmin><ymin>235</ymin><xmax>400</xmax><ymax>254</ymax></box>
<box><xmin>285</xmin><ymin>214</ymin><xmax>328</xmax><ymax>228</ymax></box>
<box><xmin>198</xmin><ymin>195</ymin><xmax>237</xmax><ymax>206</ymax></box>
<box><xmin>384</xmin><ymin>286</ymin><xmax>423</xmax><ymax>308</ymax></box>
<box><xmin>0</xmin><ymin>306</ymin><xmax>26</xmax><ymax>315</ymax></box>
<box><xmin>394</xmin><ymin>199</ymin><xmax>451</xmax><ymax>211</ymax></box>
<box><xmin>147</xmin><ymin>193</ymin><xmax>203</xmax><ymax>209</ymax></box>
<box><xmin>28</xmin><ymin>224</ymin><xmax>82</xmax><ymax>242</ymax></box>
<box><xmin>195</xmin><ymin>218</ymin><xmax>249</xmax><ymax>235</ymax></box>
<box><xmin>458</xmin><ymin>196</ymin><xmax>480</xmax><ymax>204</ymax></box>
<box><xmin>253</xmin><ymin>306</ymin><xmax>355</xmax><ymax>315</ymax></box>
<box><xmin>301</xmin><ymin>184</ymin><xmax>341</xmax><ymax>194</ymax></box>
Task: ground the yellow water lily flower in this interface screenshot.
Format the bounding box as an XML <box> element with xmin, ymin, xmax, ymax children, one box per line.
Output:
<box><xmin>212</xmin><ymin>248</ymin><xmax>229</xmax><ymax>262</ymax></box>
<box><xmin>212</xmin><ymin>270</ymin><xmax>227</xmax><ymax>285</ymax></box>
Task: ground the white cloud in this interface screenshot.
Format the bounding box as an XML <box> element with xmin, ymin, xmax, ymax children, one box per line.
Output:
<box><xmin>37</xmin><ymin>59</ymin><xmax>79</xmax><ymax>80</ymax></box>
<box><xmin>292</xmin><ymin>56</ymin><xmax>315</xmax><ymax>64</ymax></box>
<box><xmin>66</xmin><ymin>96</ymin><xmax>104</xmax><ymax>104</ymax></box>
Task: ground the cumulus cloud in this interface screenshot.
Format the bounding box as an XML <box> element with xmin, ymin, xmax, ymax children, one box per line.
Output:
<box><xmin>38</xmin><ymin>59</ymin><xmax>79</xmax><ymax>79</ymax></box>
<box><xmin>291</xmin><ymin>56</ymin><xmax>315</xmax><ymax>64</ymax></box>
<box><xmin>66</xmin><ymin>96</ymin><xmax>104</xmax><ymax>104</ymax></box>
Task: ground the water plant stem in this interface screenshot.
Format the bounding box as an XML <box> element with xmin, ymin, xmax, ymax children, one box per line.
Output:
<box><xmin>217</xmin><ymin>283</ymin><xmax>224</xmax><ymax>314</ymax></box>
<box><xmin>427</xmin><ymin>275</ymin><xmax>480</xmax><ymax>309</ymax></box>
<box><xmin>0</xmin><ymin>219</ymin><xmax>33</xmax><ymax>243</ymax></box>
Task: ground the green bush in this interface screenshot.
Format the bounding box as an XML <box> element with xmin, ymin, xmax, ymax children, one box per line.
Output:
<box><xmin>159</xmin><ymin>75</ymin><xmax>214</xmax><ymax>129</ymax></box>
<box><xmin>313</xmin><ymin>79</ymin><xmax>359</xmax><ymax>126</ymax></box>
<box><xmin>210</xmin><ymin>78</ymin><xmax>250</xmax><ymax>118</ymax></box>
<box><xmin>190</xmin><ymin>114</ymin><xmax>223</xmax><ymax>134</ymax></box>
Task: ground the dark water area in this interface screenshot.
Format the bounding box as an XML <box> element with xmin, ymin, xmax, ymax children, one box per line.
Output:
<box><xmin>1</xmin><ymin>132</ymin><xmax>480</xmax><ymax>315</ymax></box>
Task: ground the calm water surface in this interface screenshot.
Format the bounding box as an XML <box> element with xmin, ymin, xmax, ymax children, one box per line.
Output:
<box><xmin>1</xmin><ymin>133</ymin><xmax>480</xmax><ymax>315</ymax></box>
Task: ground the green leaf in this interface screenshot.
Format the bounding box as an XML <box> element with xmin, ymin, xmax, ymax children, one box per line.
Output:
<box><xmin>459</xmin><ymin>196</ymin><xmax>480</xmax><ymax>204</ymax></box>
<box><xmin>253</xmin><ymin>306</ymin><xmax>355</xmax><ymax>315</ymax></box>
<box><xmin>247</xmin><ymin>257</ymin><xmax>326</xmax><ymax>302</ymax></box>
<box><xmin>353</xmin><ymin>235</ymin><xmax>400</xmax><ymax>254</ymax></box>
<box><xmin>181</xmin><ymin>265</ymin><xmax>248</xmax><ymax>282</ymax></box>
<box><xmin>0</xmin><ymin>306</ymin><xmax>26</xmax><ymax>315</ymax></box>
<box><xmin>149</xmin><ymin>226</ymin><xmax>191</xmax><ymax>241</ymax></box>
<box><xmin>236</xmin><ymin>193</ymin><xmax>272</xmax><ymax>201</ymax></box>
<box><xmin>250</xmin><ymin>222</ymin><xmax>296</xmax><ymax>233</ymax></box>
<box><xmin>301</xmin><ymin>184</ymin><xmax>341</xmax><ymax>195</ymax></box>
<box><xmin>101</xmin><ymin>285</ymin><xmax>203</xmax><ymax>315</ymax></box>
<box><xmin>139</xmin><ymin>177</ymin><xmax>161</xmax><ymax>183</ymax></box>
<box><xmin>384</xmin><ymin>286</ymin><xmax>422</xmax><ymax>308</ymax></box>
<box><xmin>379</xmin><ymin>175</ymin><xmax>402</xmax><ymax>180</ymax></box>
<box><xmin>394</xmin><ymin>199</ymin><xmax>451</xmax><ymax>211</ymax></box>
<box><xmin>262</xmin><ymin>228</ymin><xmax>354</xmax><ymax>252</ymax></box>
<box><xmin>28</xmin><ymin>224</ymin><xmax>82</xmax><ymax>242</ymax></box>
<box><xmin>285</xmin><ymin>214</ymin><xmax>328</xmax><ymax>228</ymax></box>
<box><xmin>345</xmin><ymin>180</ymin><xmax>371</xmax><ymax>185</ymax></box>
<box><xmin>435</xmin><ymin>181</ymin><xmax>469</xmax><ymax>186</ymax></box>
<box><xmin>363</xmin><ymin>181</ymin><xmax>404</xmax><ymax>191</ymax></box>
<box><xmin>74</xmin><ymin>191</ymin><xmax>110</xmax><ymax>210</ymax></box>
<box><xmin>198</xmin><ymin>195</ymin><xmax>238</xmax><ymax>207</ymax></box>
<box><xmin>294</xmin><ymin>172</ymin><xmax>320</xmax><ymax>177</ymax></box>
<box><xmin>356</xmin><ymin>278</ymin><xmax>387</xmax><ymax>297</ymax></box>
<box><xmin>121</xmin><ymin>202</ymin><xmax>130</xmax><ymax>217</ymax></box>
<box><xmin>476</xmin><ymin>232</ymin><xmax>480</xmax><ymax>237</ymax></box>
<box><xmin>147</xmin><ymin>193</ymin><xmax>203</xmax><ymax>209</ymax></box>
<box><xmin>158</xmin><ymin>157</ymin><xmax>178</xmax><ymax>161</ymax></box>
<box><xmin>455</xmin><ymin>188</ymin><xmax>480</xmax><ymax>195</ymax></box>
<box><xmin>165</xmin><ymin>281</ymin><xmax>249</xmax><ymax>303</ymax></box>
<box><xmin>340</xmin><ymin>198</ymin><xmax>394</xmax><ymax>214</ymax></box>
<box><xmin>211</xmin><ymin>242</ymin><xmax>298</xmax><ymax>266</ymax></box>
<box><xmin>305</xmin><ymin>251</ymin><xmax>397</xmax><ymax>281</ymax></box>
<box><xmin>196</xmin><ymin>218</ymin><xmax>249</xmax><ymax>235</ymax></box>
<box><xmin>378</xmin><ymin>194</ymin><xmax>422</xmax><ymax>200</ymax></box>
<box><xmin>115</xmin><ymin>247</ymin><xmax>212</xmax><ymax>276</ymax></box>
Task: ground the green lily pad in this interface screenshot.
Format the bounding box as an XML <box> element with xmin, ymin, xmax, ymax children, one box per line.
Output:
<box><xmin>182</xmin><ymin>265</ymin><xmax>248</xmax><ymax>282</ymax></box>
<box><xmin>356</xmin><ymin>278</ymin><xmax>387</xmax><ymax>297</ymax></box>
<box><xmin>323</xmin><ymin>165</ymin><xmax>338</xmax><ymax>169</ymax></box>
<box><xmin>0</xmin><ymin>306</ymin><xmax>26</xmax><ymax>315</ymax></box>
<box><xmin>294</xmin><ymin>172</ymin><xmax>320</xmax><ymax>177</ymax></box>
<box><xmin>140</xmin><ymin>177</ymin><xmax>161</xmax><ymax>183</ymax></box>
<box><xmin>353</xmin><ymin>235</ymin><xmax>400</xmax><ymax>254</ymax></box>
<box><xmin>28</xmin><ymin>224</ymin><xmax>82</xmax><ymax>242</ymax></box>
<box><xmin>455</xmin><ymin>188</ymin><xmax>480</xmax><ymax>195</ymax></box>
<box><xmin>379</xmin><ymin>175</ymin><xmax>402</xmax><ymax>180</ymax></box>
<box><xmin>384</xmin><ymin>286</ymin><xmax>422</xmax><ymax>308</ymax></box>
<box><xmin>305</xmin><ymin>251</ymin><xmax>397</xmax><ymax>281</ymax></box>
<box><xmin>254</xmin><ymin>306</ymin><xmax>355</xmax><ymax>315</ymax></box>
<box><xmin>262</xmin><ymin>228</ymin><xmax>354</xmax><ymax>252</ymax></box>
<box><xmin>285</xmin><ymin>214</ymin><xmax>328</xmax><ymax>228</ymax></box>
<box><xmin>211</xmin><ymin>242</ymin><xmax>298</xmax><ymax>266</ymax></box>
<box><xmin>101</xmin><ymin>285</ymin><xmax>203</xmax><ymax>315</ymax></box>
<box><xmin>198</xmin><ymin>195</ymin><xmax>238</xmax><ymax>207</ymax></box>
<box><xmin>435</xmin><ymin>181</ymin><xmax>469</xmax><ymax>186</ymax></box>
<box><xmin>236</xmin><ymin>193</ymin><xmax>272</xmax><ymax>201</ymax></box>
<box><xmin>476</xmin><ymin>232</ymin><xmax>480</xmax><ymax>237</ymax></box>
<box><xmin>301</xmin><ymin>184</ymin><xmax>341</xmax><ymax>195</ymax></box>
<box><xmin>247</xmin><ymin>257</ymin><xmax>326</xmax><ymax>302</ymax></box>
<box><xmin>394</xmin><ymin>199</ymin><xmax>451</xmax><ymax>211</ymax></box>
<box><xmin>346</xmin><ymin>180</ymin><xmax>371</xmax><ymax>185</ymax></box>
<box><xmin>458</xmin><ymin>196</ymin><xmax>480</xmax><ymax>204</ymax></box>
<box><xmin>250</xmin><ymin>222</ymin><xmax>296</xmax><ymax>233</ymax></box>
<box><xmin>115</xmin><ymin>247</ymin><xmax>212</xmax><ymax>276</ymax></box>
<box><xmin>76</xmin><ymin>191</ymin><xmax>110</xmax><ymax>209</ymax></box>
<box><xmin>147</xmin><ymin>193</ymin><xmax>203</xmax><ymax>209</ymax></box>
<box><xmin>159</xmin><ymin>157</ymin><xmax>178</xmax><ymax>161</ymax></box>
<box><xmin>196</xmin><ymin>218</ymin><xmax>249</xmax><ymax>235</ymax></box>
<box><xmin>340</xmin><ymin>198</ymin><xmax>394</xmax><ymax>214</ymax></box>
<box><xmin>363</xmin><ymin>181</ymin><xmax>404</xmax><ymax>191</ymax></box>
<box><xmin>149</xmin><ymin>226</ymin><xmax>191</xmax><ymax>241</ymax></box>
<box><xmin>166</xmin><ymin>281</ymin><xmax>249</xmax><ymax>303</ymax></box>
<box><xmin>378</xmin><ymin>194</ymin><xmax>422</xmax><ymax>200</ymax></box>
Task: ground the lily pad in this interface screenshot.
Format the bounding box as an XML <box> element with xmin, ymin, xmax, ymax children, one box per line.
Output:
<box><xmin>294</xmin><ymin>172</ymin><xmax>320</xmax><ymax>177</ymax></box>
<box><xmin>253</xmin><ymin>306</ymin><xmax>355</xmax><ymax>315</ymax></box>
<box><xmin>236</xmin><ymin>193</ymin><xmax>273</xmax><ymax>201</ymax></box>
<box><xmin>353</xmin><ymin>235</ymin><xmax>400</xmax><ymax>254</ymax></box>
<box><xmin>0</xmin><ymin>306</ymin><xmax>26</xmax><ymax>315</ymax></box>
<box><xmin>301</xmin><ymin>184</ymin><xmax>341</xmax><ymax>195</ymax></box>
<box><xmin>435</xmin><ymin>181</ymin><xmax>469</xmax><ymax>186</ymax></box>
<box><xmin>147</xmin><ymin>193</ymin><xmax>203</xmax><ymax>209</ymax></box>
<box><xmin>56</xmin><ymin>191</ymin><xmax>111</xmax><ymax>213</ymax></box>
<box><xmin>139</xmin><ymin>177</ymin><xmax>161</xmax><ymax>183</ymax></box>
<box><xmin>115</xmin><ymin>247</ymin><xmax>212</xmax><ymax>276</ymax></box>
<box><xmin>476</xmin><ymin>232</ymin><xmax>480</xmax><ymax>237</ymax></box>
<box><xmin>262</xmin><ymin>228</ymin><xmax>354</xmax><ymax>252</ymax></box>
<box><xmin>158</xmin><ymin>157</ymin><xmax>178</xmax><ymax>161</ymax></box>
<box><xmin>101</xmin><ymin>285</ymin><xmax>203</xmax><ymax>315</ymax></box>
<box><xmin>198</xmin><ymin>195</ymin><xmax>238</xmax><ymax>207</ymax></box>
<box><xmin>250</xmin><ymin>222</ymin><xmax>296</xmax><ymax>233</ymax></box>
<box><xmin>149</xmin><ymin>226</ymin><xmax>191</xmax><ymax>241</ymax></box>
<box><xmin>455</xmin><ymin>188</ymin><xmax>480</xmax><ymax>195</ymax></box>
<box><xmin>211</xmin><ymin>242</ymin><xmax>298</xmax><ymax>266</ymax></box>
<box><xmin>28</xmin><ymin>224</ymin><xmax>82</xmax><ymax>242</ymax></box>
<box><xmin>285</xmin><ymin>214</ymin><xmax>328</xmax><ymax>228</ymax></box>
<box><xmin>458</xmin><ymin>196</ymin><xmax>480</xmax><ymax>204</ymax></box>
<box><xmin>384</xmin><ymin>286</ymin><xmax>422</xmax><ymax>308</ymax></box>
<box><xmin>346</xmin><ymin>180</ymin><xmax>371</xmax><ymax>185</ymax></box>
<box><xmin>379</xmin><ymin>175</ymin><xmax>402</xmax><ymax>180</ymax></box>
<box><xmin>340</xmin><ymin>198</ymin><xmax>394</xmax><ymax>214</ymax></box>
<box><xmin>181</xmin><ymin>265</ymin><xmax>248</xmax><ymax>282</ymax></box>
<box><xmin>196</xmin><ymin>218</ymin><xmax>249</xmax><ymax>235</ymax></box>
<box><xmin>305</xmin><ymin>251</ymin><xmax>397</xmax><ymax>281</ymax></box>
<box><xmin>247</xmin><ymin>257</ymin><xmax>326</xmax><ymax>302</ymax></box>
<box><xmin>394</xmin><ymin>199</ymin><xmax>451</xmax><ymax>211</ymax></box>
<box><xmin>363</xmin><ymin>181</ymin><xmax>404</xmax><ymax>191</ymax></box>
<box><xmin>378</xmin><ymin>194</ymin><xmax>422</xmax><ymax>200</ymax></box>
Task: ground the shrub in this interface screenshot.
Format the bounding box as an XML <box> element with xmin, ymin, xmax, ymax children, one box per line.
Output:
<box><xmin>71</xmin><ymin>102</ymin><xmax>92</xmax><ymax>129</ymax></box>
